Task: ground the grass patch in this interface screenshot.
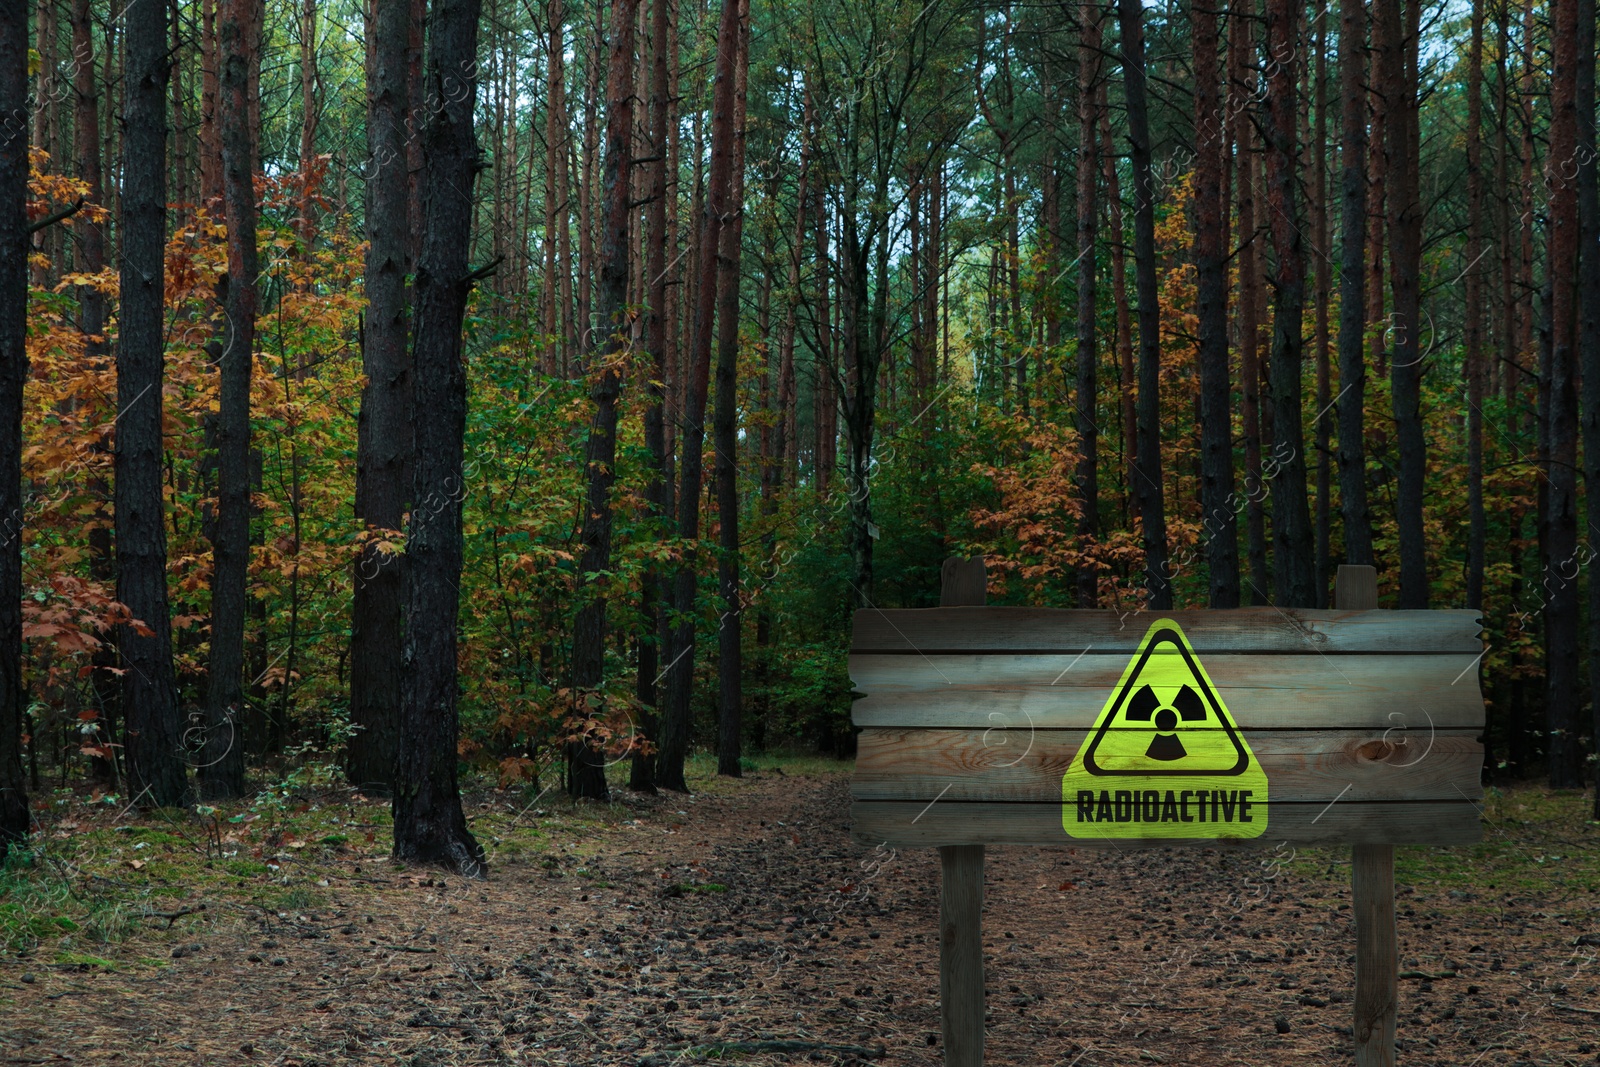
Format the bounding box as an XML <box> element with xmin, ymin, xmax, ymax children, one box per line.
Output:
<box><xmin>670</xmin><ymin>752</ymin><xmax>852</xmax><ymax>798</ymax></box>
<box><xmin>0</xmin><ymin>847</ymin><xmax>139</xmax><ymax>954</ymax></box>
<box><xmin>1283</xmin><ymin>784</ymin><xmax>1600</xmax><ymax>904</ymax></box>
<box><xmin>1391</xmin><ymin>785</ymin><xmax>1600</xmax><ymax>897</ymax></box>
<box><xmin>53</xmin><ymin>951</ymin><xmax>119</xmax><ymax>970</ymax></box>
<box><xmin>0</xmin><ymin>749</ymin><xmax>859</xmax><ymax>967</ymax></box>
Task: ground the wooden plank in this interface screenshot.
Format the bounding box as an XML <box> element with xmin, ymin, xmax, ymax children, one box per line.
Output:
<box><xmin>938</xmin><ymin>845</ymin><xmax>984</xmax><ymax>1067</ymax></box>
<box><xmin>849</xmin><ymin>651</ymin><xmax>1481</xmax><ymax>693</ymax></box>
<box><xmin>848</xmin><ymin>799</ymin><xmax>1482</xmax><ymax>847</ymax></box>
<box><xmin>851</xmin><ymin>607</ymin><xmax>1483</xmax><ymax>654</ymax></box>
<box><xmin>851</xmin><ymin>728</ymin><xmax>1484</xmax><ymax>803</ymax></box>
<box><xmin>850</xmin><ymin>681</ymin><xmax>1485</xmax><ymax>731</ymax></box>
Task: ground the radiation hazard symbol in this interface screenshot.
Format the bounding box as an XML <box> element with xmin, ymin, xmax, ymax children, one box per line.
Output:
<box><xmin>1061</xmin><ymin>618</ymin><xmax>1269</xmax><ymax>839</ymax></box>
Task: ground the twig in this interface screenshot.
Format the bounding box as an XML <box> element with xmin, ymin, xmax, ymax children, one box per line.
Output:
<box><xmin>142</xmin><ymin>904</ymin><xmax>207</xmax><ymax>928</ymax></box>
<box><xmin>1553</xmin><ymin>1002</ymin><xmax>1600</xmax><ymax>1016</ymax></box>
<box><xmin>376</xmin><ymin>943</ymin><xmax>437</xmax><ymax>954</ymax></box>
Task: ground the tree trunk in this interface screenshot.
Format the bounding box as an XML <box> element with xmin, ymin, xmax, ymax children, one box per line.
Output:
<box><xmin>72</xmin><ymin>0</ymin><xmax>105</xmax><ymax>346</ymax></box>
<box><xmin>1263</xmin><ymin>0</ymin><xmax>1315</xmax><ymax>607</ymax></box>
<box><xmin>632</xmin><ymin>0</ymin><xmax>675</xmax><ymax>795</ymax></box>
<box><xmin>1098</xmin><ymin>101</ymin><xmax>1134</xmax><ymax>527</ymax></box>
<box><xmin>349</xmin><ymin>0</ymin><xmax>416</xmax><ymax>795</ymax></box>
<box><xmin>1194</xmin><ymin>0</ymin><xmax>1237</xmax><ymax>609</ymax></box>
<box><xmin>1465</xmin><ymin>0</ymin><xmax>1485</xmax><ymax>614</ymax></box>
<box><xmin>1116</xmin><ymin>0</ymin><xmax>1169</xmax><ymax>608</ymax></box>
<box><xmin>1229</xmin><ymin>3</ymin><xmax>1268</xmax><ymax>603</ymax></box>
<box><xmin>1376</xmin><ymin>0</ymin><xmax>1427</xmax><ymax>607</ymax></box>
<box><xmin>657</xmin><ymin>0</ymin><xmax>745</xmax><ymax>794</ymax></box>
<box><xmin>1074</xmin><ymin>1</ymin><xmax>1102</xmax><ymax>609</ymax></box>
<box><xmin>118</xmin><ymin>2</ymin><xmax>189</xmax><ymax>810</ymax></box>
<box><xmin>568</xmin><ymin>0</ymin><xmax>640</xmax><ymax>802</ymax></box>
<box><xmin>1367</xmin><ymin>1</ymin><xmax>1387</xmax><ymax>384</ymax></box>
<box><xmin>1311</xmin><ymin>3</ymin><xmax>1331</xmax><ymax>607</ymax></box>
<box><xmin>1040</xmin><ymin>54</ymin><xmax>1061</xmax><ymax>383</ymax></box>
<box><xmin>200</xmin><ymin>0</ymin><xmax>221</xmax><ymax>208</ymax></box>
<box><xmin>199</xmin><ymin>0</ymin><xmax>261</xmax><ymax>800</ymax></box>
<box><xmin>0</xmin><ymin>0</ymin><xmax>31</xmax><ymax>849</ymax></box>
<box><xmin>1337</xmin><ymin>0</ymin><xmax>1374</xmax><ymax>567</ymax></box>
<box><xmin>777</xmin><ymin>87</ymin><xmax>811</xmax><ymax>490</ymax></box>
<box><xmin>72</xmin><ymin>0</ymin><xmax>118</xmax><ymax>785</ymax></box>
<box><xmin>543</xmin><ymin>0</ymin><xmax>567</xmax><ymax>371</ymax></box>
<box><xmin>393</xmin><ymin>0</ymin><xmax>489</xmax><ymax>876</ymax></box>
<box><xmin>714</xmin><ymin>0</ymin><xmax>750</xmax><ymax>779</ymax></box>
<box><xmin>813</xmin><ymin>178</ymin><xmax>835</xmax><ymax>490</ymax></box>
<box><xmin>1577</xmin><ymin>0</ymin><xmax>1600</xmax><ymax>815</ymax></box>
<box><xmin>1543</xmin><ymin>0</ymin><xmax>1584</xmax><ymax>789</ymax></box>
<box><xmin>922</xmin><ymin>153</ymin><xmax>941</xmax><ymax>440</ymax></box>
<box><xmin>578</xmin><ymin>20</ymin><xmax>601</xmax><ymax>359</ymax></box>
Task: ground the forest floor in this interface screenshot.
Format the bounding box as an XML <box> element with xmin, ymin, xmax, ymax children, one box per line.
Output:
<box><xmin>0</xmin><ymin>757</ymin><xmax>1598</xmax><ymax>1067</ymax></box>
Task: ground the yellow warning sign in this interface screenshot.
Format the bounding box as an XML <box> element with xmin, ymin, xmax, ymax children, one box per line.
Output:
<box><xmin>1061</xmin><ymin>618</ymin><xmax>1269</xmax><ymax>839</ymax></box>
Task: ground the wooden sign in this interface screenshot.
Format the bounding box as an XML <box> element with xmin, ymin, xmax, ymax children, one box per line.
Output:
<box><xmin>846</xmin><ymin>560</ymin><xmax>1486</xmax><ymax>1067</ymax></box>
<box><xmin>849</xmin><ymin>603</ymin><xmax>1484</xmax><ymax>849</ymax></box>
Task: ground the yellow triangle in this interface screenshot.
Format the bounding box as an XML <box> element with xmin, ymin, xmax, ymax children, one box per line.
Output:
<box><xmin>1061</xmin><ymin>618</ymin><xmax>1269</xmax><ymax>839</ymax></box>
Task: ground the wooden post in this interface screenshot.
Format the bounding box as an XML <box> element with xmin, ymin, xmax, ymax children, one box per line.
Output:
<box><xmin>1337</xmin><ymin>564</ymin><xmax>1396</xmax><ymax>1067</ymax></box>
<box><xmin>939</xmin><ymin>555</ymin><xmax>985</xmax><ymax>1066</ymax></box>
<box><xmin>938</xmin><ymin>843</ymin><xmax>984</xmax><ymax>1067</ymax></box>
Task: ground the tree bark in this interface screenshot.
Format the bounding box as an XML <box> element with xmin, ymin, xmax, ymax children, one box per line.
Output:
<box><xmin>632</xmin><ymin>0</ymin><xmax>675</xmax><ymax>795</ymax></box>
<box><xmin>568</xmin><ymin>0</ymin><xmax>641</xmax><ymax>802</ymax></box>
<box><xmin>393</xmin><ymin>0</ymin><xmax>488</xmax><ymax>875</ymax></box>
<box><xmin>1194</xmin><ymin>0</ymin><xmax>1237</xmax><ymax>608</ymax></box>
<box><xmin>1337</xmin><ymin>0</ymin><xmax>1374</xmax><ymax>567</ymax></box>
<box><xmin>1311</xmin><ymin>2</ymin><xmax>1331</xmax><ymax>607</ymax></box>
<box><xmin>118</xmin><ymin>1</ymin><xmax>189</xmax><ymax>810</ymax></box>
<box><xmin>1117</xmin><ymin>0</ymin><xmax>1169</xmax><ymax>609</ymax></box>
<box><xmin>1543</xmin><ymin>0</ymin><xmax>1584</xmax><ymax>789</ymax></box>
<box><xmin>1577</xmin><ymin>0</ymin><xmax>1600</xmax><ymax>815</ymax></box>
<box><xmin>199</xmin><ymin>0</ymin><xmax>261</xmax><ymax>800</ymax></box>
<box><xmin>713</xmin><ymin>0</ymin><xmax>749</xmax><ymax>779</ymax></box>
<box><xmin>1465</xmin><ymin>0</ymin><xmax>1485</xmax><ymax>614</ymax></box>
<box><xmin>348</xmin><ymin>0</ymin><xmax>415</xmax><ymax>795</ymax></box>
<box><xmin>0</xmin><ymin>0</ymin><xmax>31</xmax><ymax>849</ymax></box>
<box><xmin>72</xmin><ymin>0</ymin><xmax>105</xmax><ymax>346</ymax></box>
<box><xmin>1263</xmin><ymin>0</ymin><xmax>1315</xmax><ymax>607</ymax></box>
<box><xmin>1074</xmin><ymin>1</ymin><xmax>1102</xmax><ymax>609</ymax></box>
<box><xmin>657</xmin><ymin>0</ymin><xmax>744</xmax><ymax>794</ymax></box>
<box><xmin>72</xmin><ymin>0</ymin><xmax>117</xmax><ymax>785</ymax></box>
<box><xmin>1376</xmin><ymin>0</ymin><xmax>1427</xmax><ymax>607</ymax></box>
<box><xmin>200</xmin><ymin>0</ymin><xmax>221</xmax><ymax>208</ymax></box>
<box><xmin>1229</xmin><ymin>2</ymin><xmax>1268</xmax><ymax>603</ymax></box>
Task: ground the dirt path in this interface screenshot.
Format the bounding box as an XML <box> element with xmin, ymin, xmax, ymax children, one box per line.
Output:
<box><xmin>2</xmin><ymin>768</ymin><xmax>1596</xmax><ymax>1066</ymax></box>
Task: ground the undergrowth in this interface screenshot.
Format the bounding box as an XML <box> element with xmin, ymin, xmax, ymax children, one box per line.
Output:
<box><xmin>0</xmin><ymin>750</ymin><xmax>849</xmax><ymax>968</ymax></box>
